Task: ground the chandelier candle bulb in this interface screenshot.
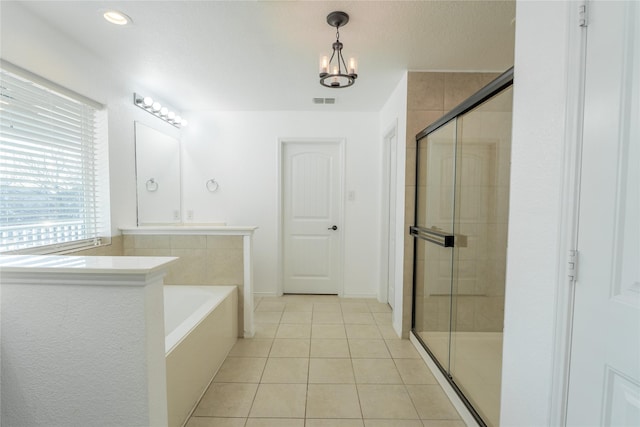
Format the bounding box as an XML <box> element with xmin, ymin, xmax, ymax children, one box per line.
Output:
<box><xmin>320</xmin><ymin>56</ymin><xmax>329</xmax><ymax>76</ymax></box>
<box><xmin>349</xmin><ymin>58</ymin><xmax>357</xmax><ymax>75</ymax></box>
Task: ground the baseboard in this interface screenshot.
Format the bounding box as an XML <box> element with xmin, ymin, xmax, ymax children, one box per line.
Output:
<box><xmin>409</xmin><ymin>332</ymin><xmax>480</xmax><ymax>427</ymax></box>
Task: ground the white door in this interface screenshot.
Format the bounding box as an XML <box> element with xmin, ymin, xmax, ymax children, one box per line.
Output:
<box><xmin>282</xmin><ymin>142</ymin><xmax>343</xmax><ymax>294</ymax></box>
<box><xmin>385</xmin><ymin>130</ymin><xmax>398</xmax><ymax>308</ymax></box>
<box><xmin>566</xmin><ymin>2</ymin><xmax>640</xmax><ymax>425</ymax></box>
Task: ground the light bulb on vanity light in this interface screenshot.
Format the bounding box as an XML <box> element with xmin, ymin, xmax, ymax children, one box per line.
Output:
<box><xmin>143</xmin><ymin>97</ymin><xmax>153</xmax><ymax>107</ymax></box>
<box><xmin>180</xmin><ymin>119</ymin><xmax>188</xmax><ymax>127</ymax></box>
<box><xmin>160</xmin><ymin>107</ymin><xmax>169</xmax><ymax>116</ymax></box>
<box><xmin>167</xmin><ymin>111</ymin><xmax>176</xmax><ymax>120</ymax></box>
<box><xmin>175</xmin><ymin>116</ymin><xmax>182</xmax><ymax>124</ymax></box>
<box><xmin>152</xmin><ymin>102</ymin><xmax>162</xmax><ymax>112</ymax></box>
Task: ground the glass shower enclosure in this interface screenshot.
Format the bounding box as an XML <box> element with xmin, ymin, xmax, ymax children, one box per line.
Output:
<box><xmin>411</xmin><ymin>68</ymin><xmax>513</xmax><ymax>427</ymax></box>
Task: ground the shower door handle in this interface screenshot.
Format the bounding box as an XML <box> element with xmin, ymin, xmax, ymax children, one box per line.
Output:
<box><xmin>410</xmin><ymin>226</ymin><xmax>455</xmax><ymax>248</ymax></box>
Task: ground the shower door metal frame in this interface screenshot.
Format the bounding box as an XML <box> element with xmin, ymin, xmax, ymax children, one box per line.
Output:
<box><xmin>411</xmin><ymin>67</ymin><xmax>514</xmax><ymax>427</ymax></box>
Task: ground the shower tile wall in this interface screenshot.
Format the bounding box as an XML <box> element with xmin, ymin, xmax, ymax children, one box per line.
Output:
<box><xmin>402</xmin><ymin>72</ymin><xmax>500</xmax><ymax>336</ymax></box>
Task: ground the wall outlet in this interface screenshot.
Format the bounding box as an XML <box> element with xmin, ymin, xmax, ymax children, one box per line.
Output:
<box><xmin>187</xmin><ymin>210</ymin><xmax>194</xmax><ymax>220</ymax></box>
<box><xmin>173</xmin><ymin>210</ymin><xmax>180</xmax><ymax>221</ymax></box>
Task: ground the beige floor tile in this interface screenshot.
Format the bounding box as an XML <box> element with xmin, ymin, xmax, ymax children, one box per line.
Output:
<box><xmin>364</xmin><ymin>420</ymin><xmax>422</xmax><ymax>427</ymax></box>
<box><xmin>393</xmin><ymin>359</ymin><xmax>438</xmax><ymax>385</ymax></box>
<box><xmin>313</xmin><ymin>303</ymin><xmax>342</xmax><ymax>312</ymax></box>
<box><xmin>246</xmin><ymin>418</ymin><xmax>304</xmax><ymax>427</ymax></box>
<box><xmin>352</xmin><ymin>359</ymin><xmax>403</xmax><ymax>384</ymax></box>
<box><xmin>357</xmin><ymin>385</ymin><xmax>419</xmax><ymax>420</ymax></box>
<box><xmin>284</xmin><ymin>302</ymin><xmax>314</xmax><ymax>312</ymax></box>
<box><xmin>309</xmin><ymin>358</ymin><xmax>355</xmax><ymax>383</ymax></box>
<box><xmin>269</xmin><ymin>338</ymin><xmax>311</xmax><ymax>358</ymax></box>
<box><xmin>348</xmin><ymin>340</ymin><xmax>390</xmax><ymax>359</ymax></box>
<box><xmin>421</xmin><ymin>421</ymin><xmax>466</xmax><ymax>427</ymax></box>
<box><xmin>340</xmin><ymin>303</ymin><xmax>370</xmax><ymax>313</ymax></box>
<box><xmin>312</xmin><ymin>324</ymin><xmax>347</xmax><ymax>339</ymax></box>
<box><xmin>281</xmin><ymin>311</ymin><xmax>313</xmax><ymax>324</ymax></box>
<box><xmin>276</xmin><ymin>323</ymin><xmax>312</xmax><ymax>339</ymax></box>
<box><xmin>372</xmin><ymin>313</ymin><xmax>392</xmax><ymax>325</ymax></box>
<box><xmin>254</xmin><ymin>312</ymin><xmax>283</xmax><ymax>324</ymax></box>
<box><xmin>343</xmin><ymin>313</ymin><xmax>375</xmax><ymax>325</ymax></box>
<box><xmin>228</xmin><ymin>339</ymin><xmax>273</xmax><ymax>357</ymax></box>
<box><xmin>193</xmin><ymin>383</ymin><xmax>258</xmax><ymax>417</ymax></box>
<box><xmin>185</xmin><ymin>417</ymin><xmax>247</xmax><ymax>427</ymax></box>
<box><xmin>385</xmin><ymin>340</ymin><xmax>421</xmax><ymax>359</ymax></box>
<box><xmin>345</xmin><ymin>324</ymin><xmax>382</xmax><ymax>339</ymax></box>
<box><xmin>261</xmin><ymin>357</ymin><xmax>309</xmax><ymax>383</ymax></box>
<box><xmin>255</xmin><ymin>301</ymin><xmax>286</xmax><ymax>312</ymax></box>
<box><xmin>306</xmin><ymin>420</ymin><xmax>365</xmax><ymax>427</ymax></box>
<box><xmin>306</xmin><ymin>384</ymin><xmax>362</xmax><ymax>418</ymax></box>
<box><xmin>313</xmin><ymin>311</ymin><xmax>344</xmax><ymax>324</ymax></box>
<box><xmin>249</xmin><ymin>383</ymin><xmax>307</xmax><ymax>418</ymax></box>
<box><xmin>367</xmin><ymin>302</ymin><xmax>392</xmax><ymax>313</ymax></box>
<box><xmin>310</xmin><ymin>339</ymin><xmax>350</xmax><ymax>358</ymax></box>
<box><xmin>254</xmin><ymin>323</ymin><xmax>279</xmax><ymax>338</ymax></box>
<box><xmin>405</xmin><ymin>385</ymin><xmax>460</xmax><ymax>420</ymax></box>
<box><xmin>377</xmin><ymin>325</ymin><xmax>401</xmax><ymax>340</ymax></box>
<box><xmin>214</xmin><ymin>357</ymin><xmax>266</xmax><ymax>383</ymax></box>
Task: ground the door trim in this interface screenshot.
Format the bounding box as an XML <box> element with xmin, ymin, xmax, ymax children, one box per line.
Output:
<box><xmin>277</xmin><ymin>138</ymin><xmax>346</xmax><ymax>296</ymax></box>
<box><xmin>548</xmin><ymin>6</ymin><xmax>589</xmax><ymax>425</ymax></box>
<box><xmin>380</xmin><ymin>121</ymin><xmax>398</xmax><ymax>304</ymax></box>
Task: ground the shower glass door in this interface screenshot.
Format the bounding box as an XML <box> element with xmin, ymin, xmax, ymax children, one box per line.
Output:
<box><xmin>412</xmin><ymin>70</ymin><xmax>513</xmax><ymax>427</ymax></box>
<box><xmin>412</xmin><ymin>120</ymin><xmax>457</xmax><ymax>371</ymax></box>
<box><xmin>450</xmin><ymin>86</ymin><xmax>513</xmax><ymax>427</ymax></box>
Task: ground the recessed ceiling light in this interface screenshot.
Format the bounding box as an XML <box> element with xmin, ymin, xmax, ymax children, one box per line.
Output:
<box><xmin>103</xmin><ymin>10</ymin><xmax>132</xmax><ymax>26</ymax></box>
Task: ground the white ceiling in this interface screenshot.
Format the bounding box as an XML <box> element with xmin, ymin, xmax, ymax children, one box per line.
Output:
<box><xmin>16</xmin><ymin>1</ymin><xmax>516</xmax><ymax>112</ymax></box>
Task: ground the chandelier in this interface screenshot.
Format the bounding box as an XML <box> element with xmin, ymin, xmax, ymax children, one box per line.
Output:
<box><xmin>319</xmin><ymin>11</ymin><xmax>358</xmax><ymax>88</ymax></box>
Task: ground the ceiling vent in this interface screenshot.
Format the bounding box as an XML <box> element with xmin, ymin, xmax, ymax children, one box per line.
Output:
<box><xmin>313</xmin><ymin>97</ymin><xmax>336</xmax><ymax>105</ymax></box>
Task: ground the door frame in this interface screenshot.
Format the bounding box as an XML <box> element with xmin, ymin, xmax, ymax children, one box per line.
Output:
<box><xmin>277</xmin><ymin>138</ymin><xmax>346</xmax><ymax>297</ymax></box>
<box><xmin>379</xmin><ymin>121</ymin><xmax>398</xmax><ymax>304</ymax></box>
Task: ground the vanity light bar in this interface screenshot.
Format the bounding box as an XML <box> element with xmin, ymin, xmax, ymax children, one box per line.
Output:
<box><xmin>133</xmin><ymin>93</ymin><xmax>188</xmax><ymax>128</ymax></box>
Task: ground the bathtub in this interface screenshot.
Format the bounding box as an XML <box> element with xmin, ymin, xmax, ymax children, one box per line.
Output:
<box><xmin>164</xmin><ymin>285</ymin><xmax>238</xmax><ymax>427</ymax></box>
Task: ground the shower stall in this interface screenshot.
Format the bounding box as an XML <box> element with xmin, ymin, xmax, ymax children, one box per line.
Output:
<box><xmin>411</xmin><ymin>68</ymin><xmax>513</xmax><ymax>427</ymax></box>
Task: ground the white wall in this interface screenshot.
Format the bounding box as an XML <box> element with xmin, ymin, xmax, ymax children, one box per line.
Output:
<box><xmin>379</xmin><ymin>73</ymin><xmax>408</xmax><ymax>335</ymax></box>
<box><xmin>501</xmin><ymin>1</ymin><xmax>572</xmax><ymax>424</ymax></box>
<box><xmin>0</xmin><ymin>1</ymin><xmax>180</xmax><ymax>236</ymax></box>
<box><xmin>181</xmin><ymin>111</ymin><xmax>382</xmax><ymax>297</ymax></box>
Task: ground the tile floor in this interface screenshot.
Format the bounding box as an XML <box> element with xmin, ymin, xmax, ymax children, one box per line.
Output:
<box><xmin>185</xmin><ymin>295</ymin><xmax>465</xmax><ymax>427</ymax></box>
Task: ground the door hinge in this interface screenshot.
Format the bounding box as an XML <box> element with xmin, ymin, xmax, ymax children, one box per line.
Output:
<box><xmin>579</xmin><ymin>2</ymin><xmax>588</xmax><ymax>27</ymax></box>
<box><xmin>568</xmin><ymin>249</ymin><xmax>579</xmax><ymax>282</ymax></box>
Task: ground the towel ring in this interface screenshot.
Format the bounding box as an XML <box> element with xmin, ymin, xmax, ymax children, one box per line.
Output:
<box><xmin>206</xmin><ymin>178</ymin><xmax>219</xmax><ymax>192</ymax></box>
<box><xmin>146</xmin><ymin>178</ymin><xmax>158</xmax><ymax>192</ymax></box>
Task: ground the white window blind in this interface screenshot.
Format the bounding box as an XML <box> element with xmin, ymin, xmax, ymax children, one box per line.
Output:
<box><xmin>0</xmin><ymin>69</ymin><xmax>102</xmax><ymax>253</ymax></box>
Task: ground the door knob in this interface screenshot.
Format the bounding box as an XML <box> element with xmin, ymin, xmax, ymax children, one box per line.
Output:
<box><xmin>328</xmin><ymin>225</ymin><xmax>338</xmax><ymax>231</ymax></box>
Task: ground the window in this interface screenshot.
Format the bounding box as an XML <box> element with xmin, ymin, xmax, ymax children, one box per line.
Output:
<box><xmin>0</xmin><ymin>68</ymin><xmax>107</xmax><ymax>253</ymax></box>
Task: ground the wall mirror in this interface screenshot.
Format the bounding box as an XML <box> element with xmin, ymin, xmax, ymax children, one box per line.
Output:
<box><xmin>134</xmin><ymin>122</ymin><xmax>181</xmax><ymax>224</ymax></box>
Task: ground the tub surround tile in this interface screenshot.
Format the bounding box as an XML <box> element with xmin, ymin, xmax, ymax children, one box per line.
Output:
<box><xmin>357</xmin><ymin>385</ymin><xmax>419</xmax><ymax>420</ymax></box>
<box><xmin>171</xmin><ymin>235</ymin><xmax>207</xmax><ymax>249</ymax></box>
<box><xmin>214</xmin><ymin>357</ymin><xmax>266</xmax><ymax>383</ymax></box>
<box><xmin>193</xmin><ymin>383</ymin><xmax>258</xmax><ymax>417</ymax></box>
<box><xmin>249</xmin><ymin>384</ymin><xmax>307</xmax><ymax>418</ymax></box>
<box><xmin>306</xmin><ymin>384</ymin><xmax>362</xmax><ymax>419</ymax></box>
<box><xmin>269</xmin><ymin>339</ymin><xmax>310</xmax><ymax>358</ymax></box>
<box><xmin>207</xmin><ymin>235</ymin><xmax>243</xmax><ymax>249</ymax></box>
